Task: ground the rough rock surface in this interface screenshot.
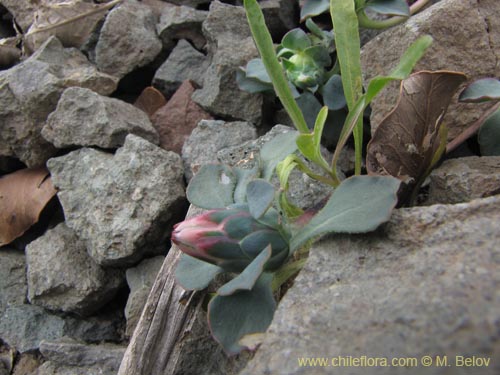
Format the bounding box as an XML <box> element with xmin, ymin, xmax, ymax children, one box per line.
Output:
<box><xmin>0</xmin><ymin>0</ymin><xmax>36</xmax><ymax>32</ymax></box>
<box><xmin>43</xmin><ymin>87</ymin><xmax>159</xmax><ymax>149</ymax></box>
<box><xmin>361</xmin><ymin>0</ymin><xmax>500</xmax><ymax>140</ymax></box>
<box><xmin>0</xmin><ymin>37</ymin><xmax>118</xmax><ymax>167</ymax></box>
<box><xmin>182</xmin><ymin>119</ymin><xmax>258</xmax><ymax>180</ymax></box>
<box><xmin>192</xmin><ymin>1</ymin><xmax>262</xmax><ymax>124</ymax></box>
<box><xmin>0</xmin><ymin>304</ymin><xmax>121</xmax><ymax>353</ymax></box>
<box><xmin>242</xmin><ymin>195</ymin><xmax>500</xmax><ymax>375</ymax></box>
<box><xmin>259</xmin><ymin>0</ymin><xmax>299</xmax><ymax>39</ymax></box>
<box><xmin>156</xmin><ymin>4</ymin><xmax>207</xmax><ymax>51</ymax></box>
<box><xmin>26</xmin><ymin>223</ymin><xmax>124</xmax><ymax>316</ymax></box>
<box><xmin>426</xmin><ymin>156</ymin><xmax>500</xmax><ymax>205</ymax></box>
<box><xmin>124</xmin><ymin>256</ymin><xmax>165</xmax><ymax>337</ymax></box>
<box><xmin>152</xmin><ymin>40</ymin><xmax>208</xmax><ymax>98</ymax></box>
<box><xmin>47</xmin><ymin>135</ymin><xmax>186</xmax><ymax>267</ymax></box>
<box><xmin>95</xmin><ymin>0</ymin><xmax>162</xmax><ymax>78</ymax></box>
<box><xmin>36</xmin><ymin>338</ymin><xmax>125</xmax><ymax>375</ymax></box>
<box><xmin>0</xmin><ymin>248</ymin><xmax>27</xmax><ymax>316</ymax></box>
<box><xmin>151</xmin><ymin>80</ymin><xmax>213</xmax><ymax>154</ymax></box>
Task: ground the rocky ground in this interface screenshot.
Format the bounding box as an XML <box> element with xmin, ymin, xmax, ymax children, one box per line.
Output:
<box><xmin>0</xmin><ymin>0</ymin><xmax>499</xmax><ymax>374</ymax></box>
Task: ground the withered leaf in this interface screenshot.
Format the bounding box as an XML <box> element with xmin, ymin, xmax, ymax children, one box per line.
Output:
<box><xmin>0</xmin><ymin>167</ymin><xmax>57</xmax><ymax>246</ymax></box>
<box><xmin>24</xmin><ymin>0</ymin><xmax>123</xmax><ymax>54</ymax></box>
<box><xmin>134</xmin><ymin>86</ymin><xmax>167</xmax><ymax>118</ymax></box>
<box><xmin>366</xmin><ymin>71</ymin><xmax>466</xmax><ymax>196</ymax></box>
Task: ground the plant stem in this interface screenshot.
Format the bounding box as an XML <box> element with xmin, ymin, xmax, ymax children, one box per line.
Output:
<box><xmin>357</xmin><ymin>0</ymin><xmax>432</xmax><ymax>30</ymax></box>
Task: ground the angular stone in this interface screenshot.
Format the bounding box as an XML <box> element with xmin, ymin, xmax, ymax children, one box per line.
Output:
<box><xmin>259</xmin><ymin>0</ymin><xmax>299</xmax><ymax>40</ymax></box>
<box><xmin>182</xmin><ymin>119</ymin><xmax>258</xmax><ymax>180</ymax></box>
<box><xmin>47</xmin><ymin>135</ymin><xmax>186</xmax><ymax>267</ymax></box>
<box><xmin>95</xmin><ymin>0</ymin><xmax>162</xmax><ymax>78</ymax></box>
<box><xmin>0</xmin><ymin>304</ymin><xmax>121</xmax><ymax>353</ymax></box>
<box><xmin>0</xmin><ymin>0</ymin><xmax>36</xmax><ymax>32</ymax></box>
<box><xmin>152</xmin><ymin>40</ymin><xmax>208</xmax><ymax>98</ymax></box>
<box><xmin>156</xmin><ymin>4</ymin><xmax>207</xmax><ymax>51</ymax></box>
<box><xmin>426</xmin><ymin>156</ymin><xmax>500</xmax><ymax>205</ymax></box>
<box><xmin>42</xmin><ymin>87</ymin><xmax>159</xmax><ymax>149</ymax></box>
<box><xmin>134</xmin><ymin>86</ymin><xmax>167</xmax><ymax>118</ymax></box>
<box><xmin>151</xmin><ymin>80</ymin><xmax>213</xmax><ymax>154</ymax></box>
<box><xmin>26</xmin><ymin>223</ymin><xmax>124</xmax><ymax>316</ymax></box>
<box><xmin>0</xmin><ymin>248</ymin><xmax>27</xmax><ymax>316</ymax></box>
<box><xmin>361</xmin><ymin>0</ymin><xmax>500</xmax><ymax>140</ymax></box>
<box><xmin>0</xmin><ymin>37</ymin><xmax>118</xmax><ymax>167</ymax></box>
<box><xmin>124</xmin><ymin>256</ymin><xmax>165</xmax><ymax>337</ymax></box>
<box><xmin>242</xmin><ymin>195</ymin><xmax>500</xmax><ymax>375</ymax></box>
<box><xmin>191</xmin><ymin>1</ymin><xmax>262</xmax><ymax>124</ymax></box>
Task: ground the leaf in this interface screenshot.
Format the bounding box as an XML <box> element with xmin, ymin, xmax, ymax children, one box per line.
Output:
<box><xmin>245</xmin><ymin>58</ymin><xmax>272</xmax><ymax>84</ymax></box>
<box><xmin>366</xmin><ymin>71</ymin><xmax>467</xmax><ymax>195</ymax></box>
<box><xmin>246</xmin><ymin>179</ymin><xmax>275</xmax><ymax>219</ymax></box>
<box><xmin>244</xmin><ymin>0</ymin><xmax>309</xmax><ymax>133</ymax></box>
<box><xmin>478</xmin><ymin>107</ymin><xmax>500</xmax><ymax>156</ymax></box>
<box><xmin>459</xmin><ymin>78</ymin><xmax>500</xmax><ymax>103</ymax></box>
<box><xmin>365</xmin><ymin>0</ymin><xmax>410</xmax><ymax>16</ymax></box>
<box><xmin>0</xmin><ymin>167</ymin><xmax>57</xmax><ymax>246</ymax></box>
<box><xmin>236</xmin><ymin>69</ymin><xmax>274</xmax><ymax>94</ymax></box>
<box><xmin>321</xmin><ymin>74</ymin><xmax>346</xmax><ymax>111</ymax></box>
<box><xmin>217</xmin><ymin>246</ymin><xmax>271</xmax><ymax>296</ymax></box>
<box><xmin>208</xmin><ymin>273</ymin><xmax>276</xmax><ymax>355</ymax></box>
<box><xmin>300</xmin><ymin>0</ymin><xmax>330</xmax><ymax>21</ymax></box>
<box><xmin>134</xmin><ymin>86</ymin><xmax>167</xmax><ymax>118</ymax></box>
<box><xmin>24</xmin><ymin>0</ymin><xmax>123</xmax><ymax>53</ymax></box>
<box><xmin>290</xmin><ymin>175</ymin><xmax>400</xmax><ymax>253</ymax></box>
<box><xmin>233</xmin><ymin>166</ymin><xmax>260</xmax><ymax>204</ymax></box>
<box><xmin>186</xmin><ymin>164</ymin><xmax>236</xmax><ymax>209</ymax></box>
<box><xmin>281</xmin><ymin>29</ymin><xmax>311</xmax><ymax>52</ymax></box>
<box><xmin>296</xmin><ymin>92</ymin><xmax>322</xmax><ymax>130</ymax></box>
<box><xmin>260</xmin><ymin>130</ymin><xmax>299</xmax><ymax>181</ymax></box>
<box><xmin>175</xmin><ymin>253</ymin><xmax>223</xmax><ymax>291</ymax></box>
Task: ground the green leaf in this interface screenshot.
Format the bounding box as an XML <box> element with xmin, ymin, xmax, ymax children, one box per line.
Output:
<box><xmin>217</xmin><ymin>246</ymin><xmax>271</xmax><ymax>296</ymax></box>
<box><xmin>276</xmin><ymin>156</ymin><xmax>304</xmax><ymax>218</ymax></box>
<box><xmin>459</xmin><ymin>78</ymin><xmax>500</xmax><ymax>103</ymax></box>
<box><xmin>244</xmin><ymin>0</ymin><xmax>309</xmax><ymax>133</ymax></box>
<box><xmin>246</xmin><ymin>179</ymin><xmax>275</xmax><ymax>219</ymax></box>
<box><xmin>478</xmin><ymin>107</ymin><xmax>500</xmax><ymax>156</ymax></box>
<box><xmin>245</xmin><ymin>58</ymin><xmax>272</xmax><ymax>83</ymax></box>
<box><xmin>321</xmin><ymin>74</ymin><xmax>346</xmax><ymax>110</ymax></box>
<box><xmin>281</xmin><ymin>29</ymin><xmax>311</xmax><ymax>52</ymax></box>
<box><xmin>208</xmin><ymin>273</ymin><xmax>276</xmax><ymax>355</ymax></box>
<box><xmin>296</xmin><ymin>92</ymin><xmax>322</xmax><ymax>129</ymax></box>
<box><xmin>236</xmin><ymin>69</ymin><xmax>273</xmax><ymax>93</ymax></box>
<box><xmin>290</xmin><ymin>175</ymin><xmax>401</xmax><ymax>252</ymax></box>
<box><xmin>186</xmin><ymin>164</ymin><xmax>236</xmax><ymax>209</ymax></box>
<box><xmin>300</xmin><ymin>0</ymin><xmax>330</xmax><ymax>21</ymax></box>
<box><xmin>175</xmin><ymin>254</ymin><xmax>223</xmax><ymax>291</ymax></box>
<box><xmin>260</xmin><ymin>130</ymin><xmax>299</xmax><ymax>180</ymax></box>
<box><xmin>303</xmin><ymin>45</ymin><xmax>331</xmax><ymax>67</ymax></box>
<box><xmin>233</xmin><ymin>166</ymin><xmax>260</xmax><ymax>204</ymax></box>
<box><xmin>366</xmin><ymin>0</ymin><xmax>410</xmax><ymax>16</ymax></box>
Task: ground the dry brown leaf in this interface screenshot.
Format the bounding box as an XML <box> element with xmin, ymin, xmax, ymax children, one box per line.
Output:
<box><xmin>134</xmin><ymin>86</ymin><xmax>167</xmax><ymax>118</ymax></box>
<box><xmin>24</xmin><ymin>0</ymin><xmax>123</xmax><ymax>54</ymax></box>
<box><xmin>366</xmin><ymin>71</ymin><xmax>466</xmax><ymax>197</ymax></box>
<box><xmin>0</xmin><ymin>167</ymin><xmax>57</xmax><ymax>246</ymax></box>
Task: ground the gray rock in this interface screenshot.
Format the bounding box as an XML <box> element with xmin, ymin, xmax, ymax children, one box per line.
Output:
<box><xmin>259</xmin><ymin>0</ymin><xmax>299</xmax><ymax>40</ymax></box>
<box><xmin>0</xmin><ymin>36</ymin><xmax>118</xmax><ymax>167</ymax></box>
<box><xmin>361</xmin><ymin>0</ymin><xmax>500</xmax><ymax>140</ymax></box>
<box><xmin>182</xmin><ymin>119</ymin><xmax>258</xmax><ymax>180</ymax></box>
<box><xmin>0</xmin><ymin>304</ymin><xmax>121</xmax><ymax>353</ymax></box>
<box><xmin>156</xmin><ymin>4</ymin><xmax>207</xmax><ymax>51</ymax></box>
<box><xmin>152</xmin><ymin>40</ymin><xmax>208</xmax><ymax>98</ymax></box>
<box><xmin>26</xmin><ymin>223</ymin><xmax>124</xmax><ymax>316</ymax></box>
<box><xmin>47</xmin><ymin>134</ymin><xmax>186</xmax><ymax>267</ymax></box>
<box><xmin>191</xmin><ymin>1</ymin><xmax>263</xmax><ymax>124</ymax></box>
<box><xmin>95</xmin><ymin>0</ymin><xmax>162</xmax><ymax>78</ymax></box>
<box><xmin>242</xmin><ymin>195</ymin><xmax>500</xmax><ymax>375</ymax></box>
<box><xmin>124</xmin><ymin>256</ymin><xmax>165</xmax><ymax>337</ymax></box>
<box><xmin>39</xmin><ymin>338</ymin><xmax>125</xmax><ymax>370</ymax></box>
<box><xmin>0</xmin><ymin>0</ymin><xmax>36</xmax><ymax>32</ymax></box>
<box><xmin>426</xmin><ymin>156</ymin><xmax>500</xmax><ymax>205</ymax></box>
<box><xmin>33</xmin><ymin>361</ymin><xmax>116</xmax><ymax>375</ymax></box>
<box><xmin>0</xmin><ymin>248</ymin><xmax>27</xmax><ymax>316</ymax></box>
<box><xmin>42</xmin><ymin>87</ymin><xmax>159</xmax><ymax>149</ymax></box>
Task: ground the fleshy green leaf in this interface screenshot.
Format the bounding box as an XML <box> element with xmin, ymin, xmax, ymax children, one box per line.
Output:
<box><xmin>217</xmin><ymin>246</ymin><xmax>271</xmax><ymax>296</ymax></box>
<box><xmin>321</xmin><ymin>74</ymin><xmax>346</xmax><ymax>110</ymax></box>
<box><xmin>459</xmin><ymin>78</ymin><xmax>500</xmax><ymax>103</ymax></box>
<box><xmin>303</xmin><ymin>45</ymin><xmax>331</xmax><ymax>67</ymax></box>
<box><xmin>187</xmin><ymin>164</ymin><xmax>236</xmax><ymax>209</ymax></box>
<box><xmin>175</xmin><ymin>253</ymin><xmax>223</xmax><ymax>291</ymax></box>
<box><xmin>246</xmin><ymin>179</ymin><xmax>275</xmax><ymax>219</ymax></box>
<box><xmin>208</xmin><ymin>273</ymin><xmax>276</xmax><ymax>355</ymax></box>
<box><xmin>290</xmin><ymin>175</ymin><xmax>401</xmax><ymax>252</ymax></box>
<box><xmin>236</xmin><ymin>69</ymin><xmax>274</xmax><ymax>93</ymax></box>
<box><xmin>296</xmin><ymin>92</ymin><xmax>322</xmax><ymax>129</ymax></box>
<box><xmin>366</xmin><ymin>0</ymin><xmax>410</xmax><ymax>16</ymax></box>
<box><xmin>260</xmin><ymin>130</ymin><xmax>299</xmax><ymax>180</ymax></box>
<box><xmin>300</xmin><ymin>0</ymin><xmax>330</xmax><ymax>21</ymax></box>
<box><xmin>233</xmin><ymin>166</ymin><xmax>260</xmax><ymax>204</ymax></box>
<box><xmin>281</xmin><ymin>29</ymin><xmax>311</xmax><ymax>52</ymax></box>
<box><xmin>478</xmin><ymin>108</ymin><xmax>500</xmax><ymax>156</ymax></box>
<box><xmin>245</xmin><ymin>58</ymin><xmax>272</xmax><ymax>83</ymax></box>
